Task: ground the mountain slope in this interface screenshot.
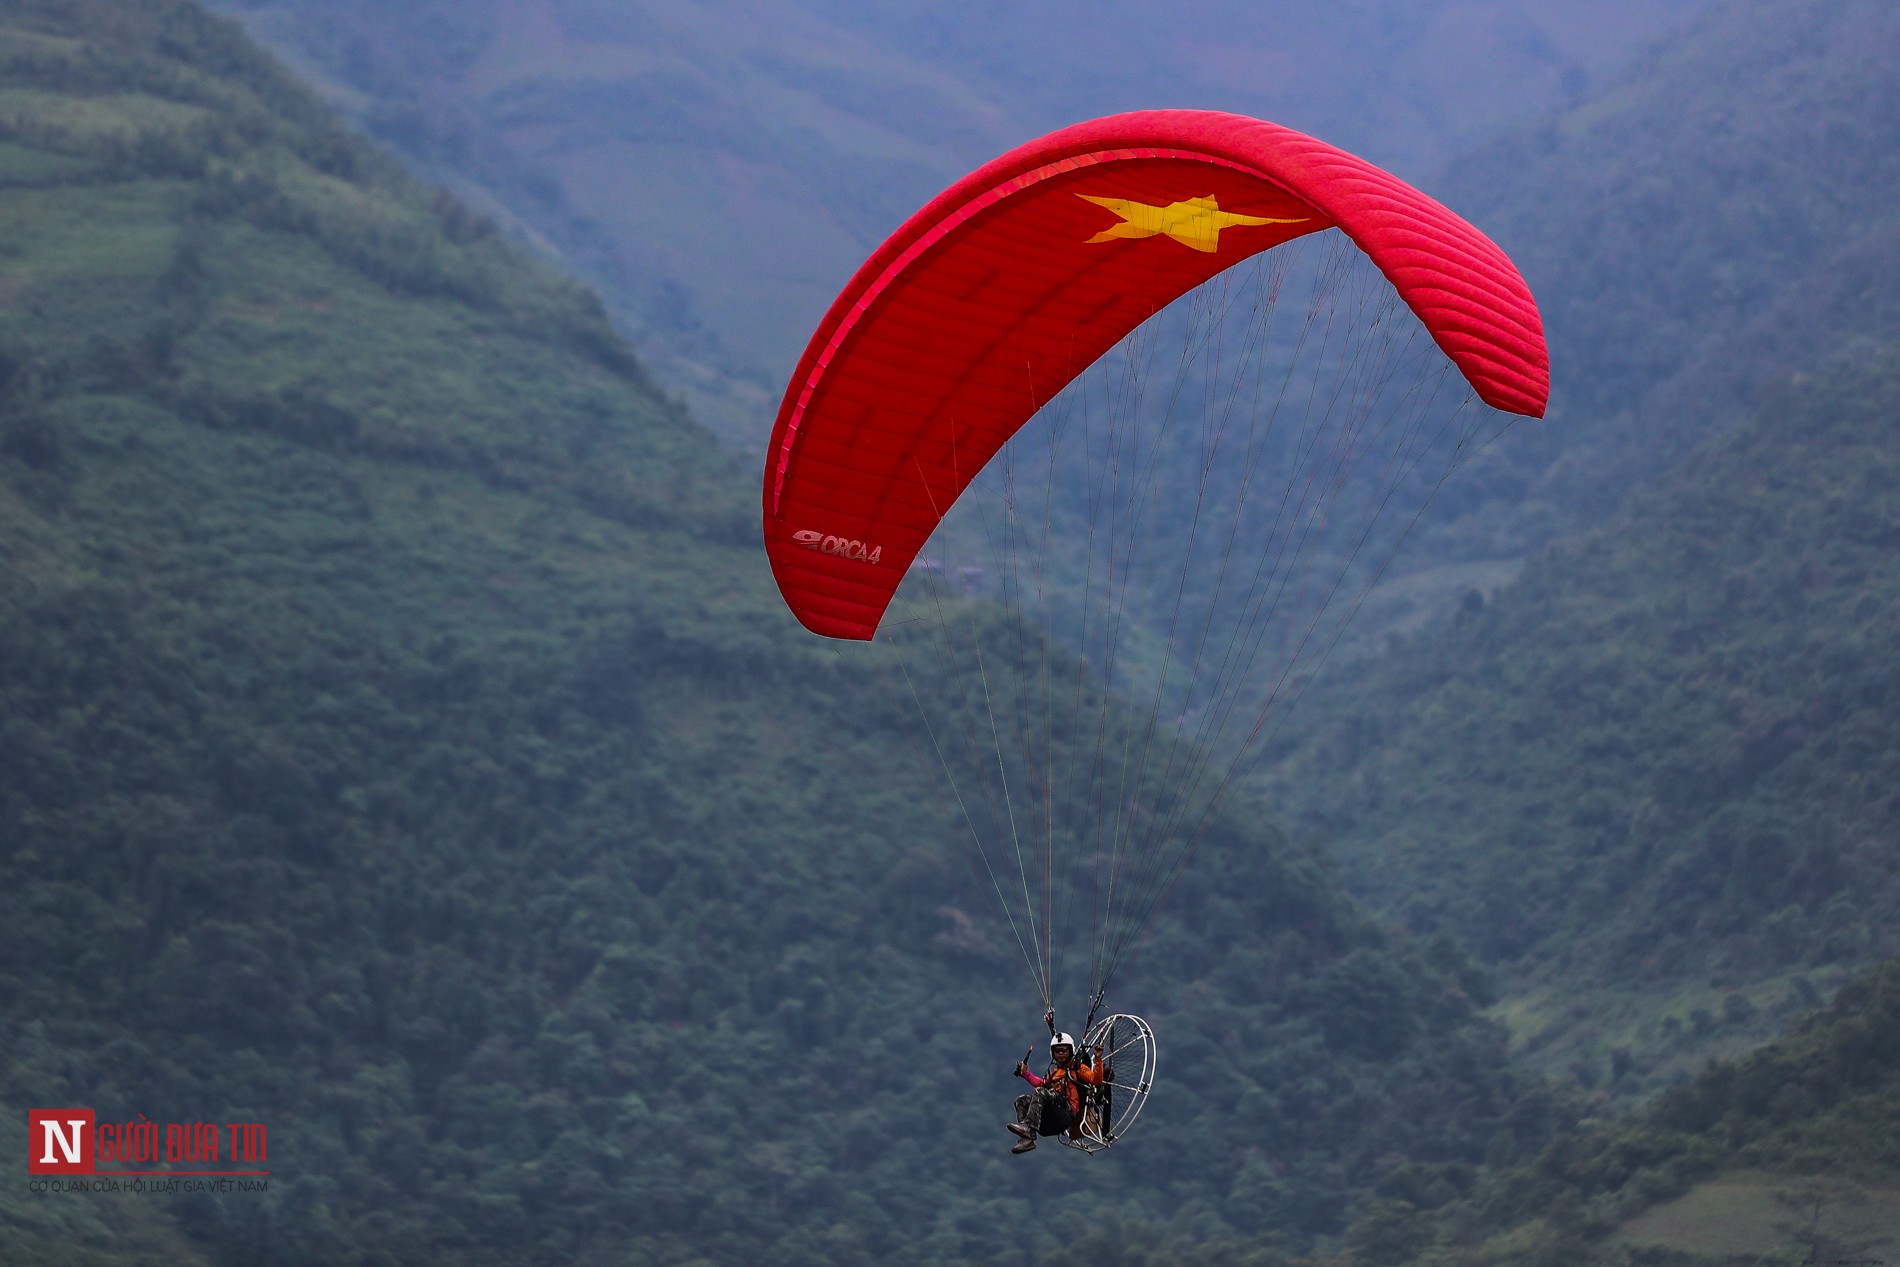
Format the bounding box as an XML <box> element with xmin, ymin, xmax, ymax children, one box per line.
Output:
<box><xmin>1257</xmin><ymin>339</ymin><xmax>1900</xmax><ymax>1090</ymax></box>
<box><xmin>1236</xmin><ymin>0</ymin><xmax>1900</xmax><ymax>1089</ymax></box>
<box><xmin>1035</xmin><ymin>955</ymin><xmax>1900</xmax><ymax>1264</ymax></box>
<box><xmin>1332</xmin><ymin>954</ymin><xmax>1900</xmax><ymax>1267</ymax></box>
<box><xmin>207</xmin><ymin>0</ymin><xmax>1032</xmax><ymax>439</ymax></box>
<box><xmin>0</xmin><ymin>4</ymin><xmax>1571</xmax><ymax>1262</ymax></box>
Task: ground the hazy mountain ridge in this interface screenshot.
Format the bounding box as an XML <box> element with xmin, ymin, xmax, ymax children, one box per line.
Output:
<box><xmin>206</xmin><ymin>0</ymin><xmax>1700</xmax><ymax>443</ymax></box>
<box><xmin>1413</xmin><ymin>0</ymin><xmax>1900</xmax><ymax>562</ymax></box>
<box><xmin>210</xmin><ymin>0</ymin><xmax>1032</xmax><ymax>438</ymax></box>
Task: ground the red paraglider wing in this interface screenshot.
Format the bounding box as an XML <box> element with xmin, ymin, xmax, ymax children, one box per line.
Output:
<box><xmin>763</xmin><ymin>110</ymin><xmax>1548</xmax><ymax>640</ymax></box>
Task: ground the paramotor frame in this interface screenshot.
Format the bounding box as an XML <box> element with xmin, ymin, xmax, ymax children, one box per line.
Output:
<box><xmin>1060</xmin><ymin>1013</ymin><xmax>1155</xmax><ymax>1154</ymax></box>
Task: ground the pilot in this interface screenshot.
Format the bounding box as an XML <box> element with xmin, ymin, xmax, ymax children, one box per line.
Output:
<box><xmin>1007</xmin><ymin>1031</ymin><xmax>1104</xmax><ymax>1153</ymax></box>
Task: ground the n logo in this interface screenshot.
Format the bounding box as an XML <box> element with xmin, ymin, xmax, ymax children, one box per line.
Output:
<box><xmin>27</xmin><ymin>1109</ymin><xmax>94</xmax><ymax>1174</ymax></box>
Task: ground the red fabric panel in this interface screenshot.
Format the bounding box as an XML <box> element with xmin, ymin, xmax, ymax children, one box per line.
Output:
<box><xmin>764</xmin><ymin>110</ymin><xmax>1549</xmax><ymax>641</ymax></box>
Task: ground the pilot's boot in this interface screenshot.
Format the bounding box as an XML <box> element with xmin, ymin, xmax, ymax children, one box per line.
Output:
<box><xmin>1009</xmin><ymin>1091</ymin><xmax>1038</xmax><ymax>1142</ymax></box>
<box><xmin>1011</xmin><ymin>1089</ymin><xmax>1050</xmax><ymax>1151</ymax></box>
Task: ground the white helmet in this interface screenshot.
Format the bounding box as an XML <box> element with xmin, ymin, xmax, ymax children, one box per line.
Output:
<box><xmin>1049</xmin><ymin>1032</ymin><xmax>1076</xmax><ymax>1051</ymax></box>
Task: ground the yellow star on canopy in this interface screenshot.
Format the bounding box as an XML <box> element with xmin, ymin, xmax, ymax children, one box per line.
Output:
<box><xmin>1078</xmin><ymin>193</ymin><xmax>1305</xmax><ymax>253</ymax></box>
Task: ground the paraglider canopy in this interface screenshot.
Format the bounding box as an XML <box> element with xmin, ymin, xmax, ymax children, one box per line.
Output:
<box><xmin>759</xmin><ymin>109</ymin><xmax>1549</xmax><ymax>1073</ymax></box>
<box><xmin>763</xmin><ymin>109</ymin><xmax>1548</xmax><ymax>641</ymax></box>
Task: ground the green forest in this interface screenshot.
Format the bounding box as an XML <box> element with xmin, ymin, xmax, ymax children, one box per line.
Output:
<box><xmin>0</xmin><ymin>0</ymin><xmax>1895</xmax><ymax>1264</ymax></box>
<box><xmin>0</xmin><ymin>3</ymin><xmax>1574</xmax><ymax>1263</ymax></box>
